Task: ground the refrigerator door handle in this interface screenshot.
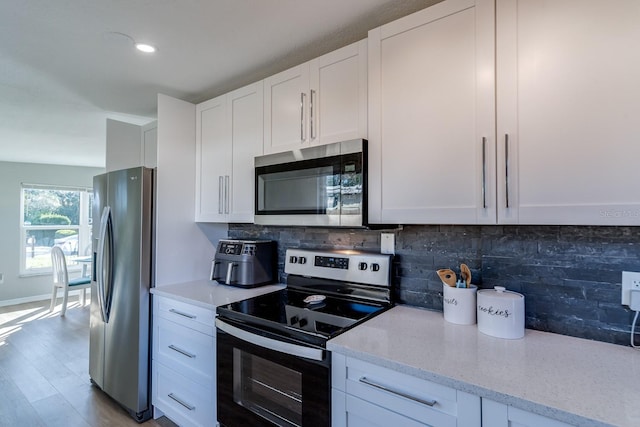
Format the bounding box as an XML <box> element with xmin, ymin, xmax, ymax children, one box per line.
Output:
<box><xmin>96</xmin><ymin>206</ymin><xmax>112</xmax><ymax>323</ymax></box>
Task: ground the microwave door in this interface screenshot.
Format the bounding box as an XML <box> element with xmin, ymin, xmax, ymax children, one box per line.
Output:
<box><xmin>256</xmin><ymin>157</ymin><xmax>341</xmax><ymax>226</ymax></box>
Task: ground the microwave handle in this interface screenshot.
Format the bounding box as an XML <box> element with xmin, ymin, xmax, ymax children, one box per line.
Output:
<box><xmin>216</xmin><ymin>319</ymin><xmax>324</xmax><ymax>362</ymax></box>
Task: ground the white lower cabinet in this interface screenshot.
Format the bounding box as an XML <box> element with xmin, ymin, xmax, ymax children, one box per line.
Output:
<box><xmin>482</xmin><ymin>399</ymin><xmax>575</xmax><ymax>427</ymax></box>
<box><xmin>332</xmin><ymin>354</ymin><xmax>480</xmax><ymax>427</ymax></box>
<box><xmin>152</xmin><ymin>296</ymin><xmax>216</xmax><ymax>427</ymax></box>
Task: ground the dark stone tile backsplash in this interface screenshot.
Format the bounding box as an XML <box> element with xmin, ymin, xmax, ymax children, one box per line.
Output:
<box><xmin>228</xmin><ymin>224</ymin><xmax>640</xmax><ymax>346</ymax></box>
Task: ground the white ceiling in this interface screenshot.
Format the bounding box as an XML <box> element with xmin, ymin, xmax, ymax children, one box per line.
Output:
<box><xmin>0</xmin><ymin>0</ymin><xmax>438</xmax><ymax>168</ymax></box>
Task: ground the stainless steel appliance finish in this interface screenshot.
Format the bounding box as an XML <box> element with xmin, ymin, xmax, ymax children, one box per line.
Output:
<box><xmin>210</xmin><ymin>239</ymin><xmax>276</xmax><ymax>287</ymax></box>
<box><xmin>254</xmin><ymin>139</ymin><xmax>367</xmax><ymax>227</ymax></box>
<box><xmin>216</xmin><ymin>248</ymin><xmax>393</xmax><ymax>427</ymax></box>
<box><xmin>89</xmin><ymin>167</ymin><xmax>154</xmax><ymax>422</ymax></box>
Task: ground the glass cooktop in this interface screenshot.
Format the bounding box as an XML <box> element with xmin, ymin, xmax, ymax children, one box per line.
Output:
<box><xmin>216</xmin><ymin>287</ymin><xmax>390</xmax><ymax>347</ymax></box>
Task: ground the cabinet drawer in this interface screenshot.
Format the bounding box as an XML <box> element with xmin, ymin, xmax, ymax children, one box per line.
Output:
<box><xmin>344</xmin><ymin>357</ymin><xmax>457</xmax><ymax>427</ymax></box>
<box><xmin>155</xmin><ymin>295</ymin><xmax>215</xmax><ymax>335</ymax></box>
<box><xmin>154</xmin><ymin>317</ymin><xmax>215</xmax><ymax>385</ymax></box>
<box><xmin>153</xmin><ymin>362</ymin><xmax>215</xmax><ymax>427</ymax></box>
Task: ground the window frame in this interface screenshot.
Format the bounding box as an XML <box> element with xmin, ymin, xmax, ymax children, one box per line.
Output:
<box><xmin>19</xmin><ymin>184</ymin><xmax>93</xmax><ymax>277</ymax></box>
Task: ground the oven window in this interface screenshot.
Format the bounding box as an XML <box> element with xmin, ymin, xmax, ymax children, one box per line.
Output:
<box><xmin>233</xmin><ymin>348</ymin><xmax>302</xmax><ymax>427</ymax></box>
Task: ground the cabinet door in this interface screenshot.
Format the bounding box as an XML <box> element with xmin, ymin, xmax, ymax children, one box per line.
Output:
<box><xmin>482</xmin><ymin>399</ymin><xmax>574</xmax><ymax>427</ymax></box>
<box><xmin>263</xmin><ymin>63</ymin><xmax>310</xmax><ymax>154</ymax></box>
<box><xmin>368</xmin><ymin>0</ymin><xmax>496</xmax><ymax>224</ymax></box>
<box><xmin>195</xmin><ymin>95</ymin><xmax>229</xmax><ymax>222</ymax></box>
<box><xmin>496</xmin><ymin>0</ymin><xmax>640</xmax><ymax>225</ymax></box>
<box><xmin>310</xmin><ymin>40</ymin><xmax>367</xmax><ymax>145</ymax></box>
<box><xmin>228</xmin><ymin>81</ymin><xmax>264</xmax><ymax>222</ymax></box>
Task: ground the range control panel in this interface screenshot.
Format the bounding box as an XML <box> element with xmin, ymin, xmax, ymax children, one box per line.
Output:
<box><xmin>285</xmin><ymin>249</ymin><xmax>392</xmax><ymax>287</ymax></box>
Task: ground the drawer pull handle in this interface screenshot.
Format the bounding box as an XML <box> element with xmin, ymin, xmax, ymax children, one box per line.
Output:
<box><xmin>168</xmin><ymin>393</ymin><xmax>195</xmax><ymax>411</ymax></box>
<box><xmin>168</xmin><ymin>344</ymin><xmax>196</xmax><ymax>359</ymax></box>
<box><xmin>359</xmin><ymin>377</ymin><xmax>437</xmax><ymax>407</ymax></box>
<box><xmin>169</xmin><ymin>308</ymin><xmax>196</xmax><ymax>319</ymax></box>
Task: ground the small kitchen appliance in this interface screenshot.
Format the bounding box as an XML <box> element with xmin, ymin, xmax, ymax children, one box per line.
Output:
<box><xmin>216</xmin><ymin>248</ymin><xmax>394</xmax><ymax>427</ymax></box>
<box><xmin>254</xmin><ymin>138</ymin><xmax>367</xmax><ymax>227</ymax></box>
<box><xmin>210</xmin><ymin>239</ymin><xmax>276</xmax><ymax>288</ymax></box>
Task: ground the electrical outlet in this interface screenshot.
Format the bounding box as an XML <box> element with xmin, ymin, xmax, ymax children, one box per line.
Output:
<box><xmin>381</xmin><ymin>233</ymin><xmax>395</xmax><ymax>255</ymax></box>
<box><xmin>621</xmin><ymin>271</ymin><xmax>640</xmax><ymax>305</ymax></box>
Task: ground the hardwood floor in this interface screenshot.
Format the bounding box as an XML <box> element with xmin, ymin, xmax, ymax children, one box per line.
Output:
<box><xmin>0</xmin><ymin>298</ymin><xmax>177</xmax><ymax>427</ymax></box>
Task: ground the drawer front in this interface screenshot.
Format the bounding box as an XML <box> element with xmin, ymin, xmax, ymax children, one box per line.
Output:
<box><xmin>155</xmin><ymin>295</ymin><xmax>215</xmax><ymax>335</ymax></box>
<box><xmin>346</xmin><ymin>394</ymin><xmax>432</xmax><ymax>427</ymax></box>
<box><xmin>153</xmin><ymin>362</ymin><xmax>215</xmax><ymax>427</ymax></box>
<box><xmin>155</xmin><ymin>316</ymin><xmax>215</xmax><ymax>384</ymax></box>
<box><xmin>345</xmin><ymin>357</ymin><xmax>457</xmax><ymax>427</ymax></box>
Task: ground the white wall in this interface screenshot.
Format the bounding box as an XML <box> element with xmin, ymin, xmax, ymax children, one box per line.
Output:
<box><xmin>155</xmin><ymin>94</ymin><xmax>227</xmax><ymax>286</ymax></box>
<box><xmin>0</xmin><ymin>161</ymin><xmax>104</xmax><ymax>303</ymax></box>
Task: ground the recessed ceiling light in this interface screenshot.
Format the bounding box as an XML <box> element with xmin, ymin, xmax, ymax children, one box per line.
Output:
<box><xmin>135</xmin><ymin>43</ymin><xmax>157</xmax><ymax>53</ymax></box>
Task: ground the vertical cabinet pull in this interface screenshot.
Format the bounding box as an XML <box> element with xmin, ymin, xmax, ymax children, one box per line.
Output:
<box><xmin>481</xmin><ymin>137</ymin><xmax>487</xmax><ymax>209</ymax></box>
<box><xmin>504</xmin><ymin>134</ymin><xmax>510</xmax><ymax>209</ymax></box>
<box><xmin>224</xmin><ymin>175</ymin><xmax>230</xmax><ymax>214</ymax></box>
<box><xmin>168</xmin><ymin>393</ymin><xmax>195</xmax><ymax>411</ymax></box>
<box><xmin>218</xmin><ymin>176</ymin><xmax>224</xmax><ymax>214</ymax></box>
<box><xmin>310</xmin><ymin>89</ymin><xmax>316</xmax><ymax>140</ymax></box>
<box><xmin>300</xmin><ymin>92</ymin><xmax>307</xmax><ymax>142</ymax></box>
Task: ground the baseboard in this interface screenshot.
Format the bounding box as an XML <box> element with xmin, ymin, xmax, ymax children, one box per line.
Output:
<box><xmin>0</xmin><ymin>290</ymin><xmax>92</xmax><ymax>308</ymax></box>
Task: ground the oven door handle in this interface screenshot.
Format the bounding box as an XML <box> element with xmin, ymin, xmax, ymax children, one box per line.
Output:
<box><xmin>215</xmin><ymin>319</ymin><xmax>325</xmax><ymax>362</ymax></box>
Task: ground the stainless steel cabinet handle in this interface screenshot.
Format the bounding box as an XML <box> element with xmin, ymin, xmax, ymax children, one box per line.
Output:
<box><xmin>168</xmin><ymin>393</ymin><xmax>195</xmax><ymax>411</ymax></box>
<box><xmin>224</xmin><ymin>175</ymin><xmax>230</xmax><ymax>214</ymax></box>
<box><xmin>482</xmin><ymin>137</ymin><xmax>487</xmax><ymax>209</ymax></box>
<box><xmin>310</xmin><ymin>89</ymin><xmax>316</xmax><ymax>140</ymax></box>
<box><xmin>359</xmin><ymin>377</ymin><xmax>437</xmax><ymax>407</ymax></box>
<box><xmin>218</xmin><ymin>176</ymin><xmax>224</xmax><ymax>214</ymax></box>
<box><xmin>504</xmin><ymin>134</ymin><xmax>510</xmax><ymax>208</ymax></box>
<box><xmin>300</xmin><ymin>92</ymin><xmax>307</xmax><ymax>142</ymax></box>
<box><xmin>169</xmin><ymin>308</ymin><xmax>196</xmax><ymax>319</ymax></box>
<box><xmin>168</xmin><ymin>344</ymin><xmax>196</xmax><ymax>359</ymax></box>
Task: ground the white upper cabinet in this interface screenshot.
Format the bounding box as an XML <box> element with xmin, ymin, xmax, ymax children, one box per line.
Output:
<box><xmin>195</xmin><ymin>81</ymin><xmax>264</xmax><ymax>223</ymax></box>
<box><xmin>496</xmin><ymin>0</ymin><xmax>640</xmax><ymax>225</ymax></box>
<box><xmin>195</xmin><ymin>95</ymin><xmax>228</xmax><ymax>222</ymax></box>
<box><xmin>368</xmin><ymin>0</ymin><xmax>496</xmax><ymax>224</ymax></box>
<box><xmin>264</xmin><ymin>40</ymin><xmax>367</xmax><ymax>154</ymax></box>
<box><xmin>228</xmin><ymin>82</ymin><xmax>264</xmax><ymax>222</ymax></box>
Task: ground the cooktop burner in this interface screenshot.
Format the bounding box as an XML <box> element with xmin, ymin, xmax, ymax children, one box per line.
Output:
<box><xmin>216</xmin><ymin>248</ymin><xmax>394</xmax><ymax>348</ymax></box>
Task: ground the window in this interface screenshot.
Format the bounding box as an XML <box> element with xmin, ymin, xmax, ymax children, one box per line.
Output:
<box><xmin>20</xmin><ymin>184</ymin><xmax>93</xmax><ymax>275</ymax></box>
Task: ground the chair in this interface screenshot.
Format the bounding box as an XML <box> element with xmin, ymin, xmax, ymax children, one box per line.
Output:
<box><xmin>49</xmin><ymin>246</ymin><xmax>91</xmax><ymax>316</ymax></box>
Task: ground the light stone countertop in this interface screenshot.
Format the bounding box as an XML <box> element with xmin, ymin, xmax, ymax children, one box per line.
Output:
<box><xmin>327</xmin><ymin>305</ymin><xmax>640</xmax><ymax>427</ymax></box>
<box><xmin>150</xmin><ymin>279</ymin><xmax>285</xmax><ymax>310</ymax></box>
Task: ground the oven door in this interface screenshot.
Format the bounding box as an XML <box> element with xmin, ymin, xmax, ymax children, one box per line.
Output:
<box><xmin>254</xmin><ymin>139</ymin><xmax>365</xmax><ymax>227</ymax></box>
<box><xmin>216</xmin><ymin>318</ymin><xmax>330</xmax><ymax>427</ymax></box>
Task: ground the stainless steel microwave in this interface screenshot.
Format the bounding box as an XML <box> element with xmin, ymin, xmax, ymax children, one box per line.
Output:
<box><xmin>254</xmin><ymin>139</ymin><xmax>367</xmax><ymax>227</ymax></box>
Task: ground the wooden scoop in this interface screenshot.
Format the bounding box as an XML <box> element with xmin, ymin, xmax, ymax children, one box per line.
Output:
<box><xmin>460</xmin><ymin>264</ymin><xmax>471</xmax><ymax>287</ymax></box>
<box><xmin>437</xmin><ymin>269</ymin><xmax>457</xmax><ymax>287</ymax></box>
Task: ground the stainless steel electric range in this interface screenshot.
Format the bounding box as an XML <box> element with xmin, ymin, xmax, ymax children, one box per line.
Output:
<box><xmin>216</xmin><ymin>248</ymin><xmax>394</xmax><ymax>427</ymax></box>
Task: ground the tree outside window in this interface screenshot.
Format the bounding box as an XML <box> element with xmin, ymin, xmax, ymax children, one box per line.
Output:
<box><xmin>21</xmin><ymin>185</ymin><xmax>92</xmax><ymax>275</ymax></box>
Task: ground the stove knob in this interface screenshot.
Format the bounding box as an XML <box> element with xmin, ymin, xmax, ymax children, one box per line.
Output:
<box><xmin>371</xmin><ymin>263</ymin><xmax>380</xmax><ymax>272</ymax></box>
<box><xmin>289</xmin><ymin>256</ymin><xmax>298</xmax><ymax>264</ymax></box>
<box><xmin>299</xmin><ymin>318</ymin><xmax>308</xmax><ymax>328</ymax></box>
<box><xmin>358</xmin><ymin>262</ymin><xmax>368</xmax><ymax>271</ymax></box>
<box><xmin>299</xmin><ymin>256</ymin><xmax>307</xmax><ymax>264</ymax></box>
<box><xmin>290</xmin><ymin>316</ymin><xmax>299</xmax><ymax>325</ymax></box>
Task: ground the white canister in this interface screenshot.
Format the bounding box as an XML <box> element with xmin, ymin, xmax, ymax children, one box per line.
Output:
<box><xmin>477</xmin><ymin>286</ymin><xmax>525</xmax><ymax>339</ymax></box>
<box><xmin>442</xmin><ymin>283</ymin><xmax>477</xmax><ymax>325</ymax></box>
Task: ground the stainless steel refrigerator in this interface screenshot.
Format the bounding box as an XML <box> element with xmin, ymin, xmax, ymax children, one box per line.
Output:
<box><xmin>89</xmin><ymin>166</ymin><xmax>154</xmax><ymax>422</ymax></box>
